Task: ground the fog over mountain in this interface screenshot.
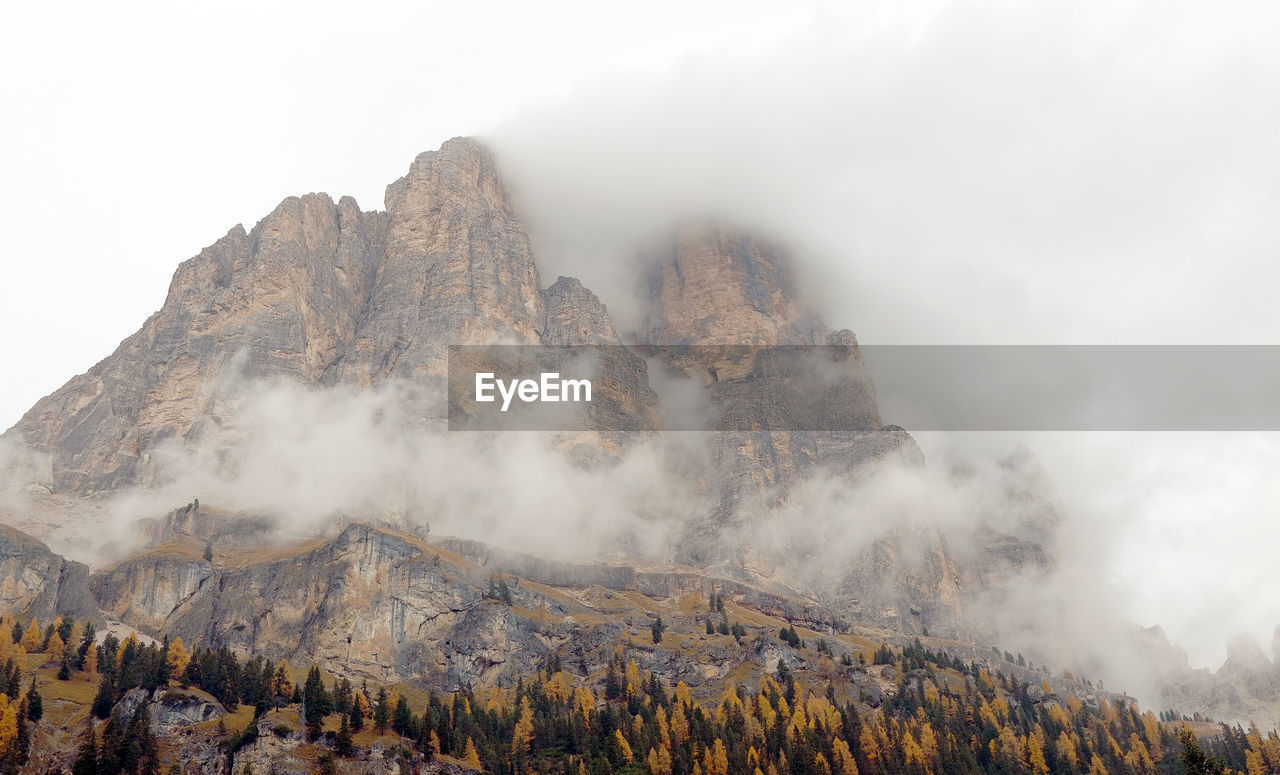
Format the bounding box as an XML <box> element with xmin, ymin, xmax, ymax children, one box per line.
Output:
<box><xmin>2</xmin><ymin>0</ymin><xmax>1278</xmax><ymax>706</ymax></box>
<box><xmin>479</xmin><ymin>3</ymin><xmax>1280</xmax><ymax>670</ymax></box>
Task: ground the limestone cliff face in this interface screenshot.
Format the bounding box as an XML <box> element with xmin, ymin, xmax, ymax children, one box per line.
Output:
<box><xmin>2</xmin><ymin>136</ymin><xmax>1053</xmax><ymax>670</ymax></box>
<box><xmin>89</xmin><ymin>539</ymin><xmax>213</xmax><ymax>633</ymax></box>
<box><xmin>540</xmin><ymin>276</ymin><xmax>661</xmax><ymax>443</ymax></box>
<box><xmin>639</xmin><ymin>224</ymin><xmax>822</xmax><ymax>346</ymax></box>
<box><xmin>633</xmin><ymin>226</ymin><xmax>932</xmax><ymax>602</ymax></box>
<box><xmin>136</xmin><ymin>501</ymin><xmax>277</xmax><ymax>552</ymax></box>
<box><xmin>92</xmin><ymin>524</ymin><xmax>625</xmax><ymax>690</ymax></box>
<box><xmin>541</xmin><ymin>276</ymin><xmax>620</xmax><ymax>345</ymax></box>
<box><xmin>8</xmin><ymin>195</ymin><xmax>387</xmax><ymax>493</ymax></box>
<box><xmin>334</xmin><ymin>138</ymin><xmax>545</xmax><ymax>390</ymax></box>
<box><xmin>0</xmin><ymin>524</ymin><xmax>97</xmax><ymax>621</ymax></box>
<box><xmin>1135</xmin><ymin>626</ymin><xmax>1280</xmax><ymax>730</ymax></box>
<box><xmin>4</xmin><ymin>138</ymin><xmax>552</xmax><ymax>493</ymax></box>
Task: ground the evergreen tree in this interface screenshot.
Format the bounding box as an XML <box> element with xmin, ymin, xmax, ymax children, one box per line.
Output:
<box><xmin>4</xmin><ymin>662</ymin><xmax>17</xmax><ymax>700</ymax></box>
<box><xmin>121</xmin><ymin>702</ymin><xmax>158</xmax><ymax>775</ymax></box>
<box><xmin>76</xmin><ymin>621</ymin><xmax>96</xmax><ymax>671</ymax></box>
<box><xmin>393</xmin><ymin>693</ymin><xmax>413</xmax><ymax>736</ymax></box>
<box><xmin>71</xmin><ymin>724</ymin><xmax>98</xmax><ymax>775</ymax></box>
<box><xmin>334</xmin><ymin>676</ymin><xmax>353</xmax><ymax>715</ymax></box>
<box><xmin>1180</xmin><ymin>726</ymin><xmax>1227</xmax><ymax>775</ymax></box>
<box><xmin>349</xmin><ymin>698</ymin><xmax>364</xmax><ymax>732</ymax></box>
<box><xmin>302</xmin><ymin>665</ymin><xmax>333</xmax><ymax>718</ymax></box>
<box><xmin>604</xmin><ymin>659</ymin><xmax>621</xmax><ymax>700</ymax></box>
<box><xmin>651</xmin><ymin>617</ymin><xmax>665</xmax><ymax>644</ymax></box>
<box><xmin>98</xmin><ymin>710</ymin><xmax>124</xmax><ymax>775</ymax></box>
<box><xmin>374</xmin><ymin>687</ymin><xmax>390</xmax><ymax>733</ymax></box>
<box><xmin>335</xmin><ymin>712</ymin><xmax>354</xmax><ymax>756</ymax></box>
<box><xmin>15</xmin><ymin>698</ymin><xmax>30</xmax><ymax>765</ymax></box>
<box><xmin>92</xmin><ymin>674</ymin><xmax>115</xmax><ymax>719</ymax></box>
<box><xmin>24</xmin><ymin>679</ymin><xmax>42</xmax><ymax>722</ymax></box>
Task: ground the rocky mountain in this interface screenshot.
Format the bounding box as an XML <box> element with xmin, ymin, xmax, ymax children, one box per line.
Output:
<box><xmin>0</xmin><ymin>136</ymin><xmax>1058</xmax><ymax>654</ymax></box>
<box><xmin>2</xmin><ymin>136</ymin><xmax>960</xmax><ymax>591</ymax></box>
<box><xmin>77</xmin><ymin>518</ymin><xmax>1065</xmax><ymax>704</ymax></box>
<box><xmin>20</xmin><ymin>134</ymin><xmax>1280</xmax><ymax>736</ymax></box>
<box><xmin>6</xmin><ymin>139</ymin><xmax>553</xmax><ymax>494</ymax></box>
<box><xmin>19</xmin><ymin>514</ymin><xmax>1226</xmax><ymax>775</ymax></box>
<box><xmin>8</xmin><ymin>194</ymin><xmax>388</xmax><ymax>494</ymax></box>
<box><xmin>0</xmin><ymin>523</ymin><xmax>96</xmax><ymax>621</ymax></box>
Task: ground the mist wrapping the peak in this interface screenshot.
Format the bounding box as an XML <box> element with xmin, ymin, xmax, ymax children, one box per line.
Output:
<box><xmin>0</xmin><ymin>0</ymin><xmax>1275</xmax><ymax>728</ymax></box>
<box><xmin>478</xmin><ymin>1</ymin><xmax>1280</xmax><ymax>674</ymax></box>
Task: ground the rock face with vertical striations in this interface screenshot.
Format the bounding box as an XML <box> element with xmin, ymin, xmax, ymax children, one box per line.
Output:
<box><xmin>1</xmin><ymin>136</ymin><xmax>1050</xmax><ymax>658</ymax></box>
<box><xmin>639</xmin><ymin>224</ymin><xmax>824</xmax><ymax>346</ymax></box>
<box><xmin>0</xmin><ymin>524</ymin><xmax>97</xmax><ymax>621</ymax></box>
<box><xmin>90</xmin><ymin>523</ymin><xmax>626</xmax><ymax>690</ymax></box>
<box><xmin>4</xmin><ymin>138</ymin><xmax>545</xmax><ymax>493</ymax></box>
<box><xmin>7</xmin><ymin>194</ymin><xmax>387</xmax><ymax>493</ymax></box>
<box><xmin>633</xmin><ymin>225</ymin><xmax>941</xmax><ymax>613</ymax></box>
<box><xmin>541</xmin><ymin>276</ymin><xmax>620</xmax><ymax>345</ymax></box>
<box><xmin>540</xmin><ymin>276</ymin><xmax>661</xmax><ymax>441</ymax></box>
<box><xmin>334</xmin><ymin>138</ymin><xmax>546</xmax><ymax>389</ymax></box>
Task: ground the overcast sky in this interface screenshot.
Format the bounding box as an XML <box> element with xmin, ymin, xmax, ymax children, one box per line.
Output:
<box><xmin>2</xmin><ymin>0</ymin><xmax>1278</xmax><ymax>668</ymax></box>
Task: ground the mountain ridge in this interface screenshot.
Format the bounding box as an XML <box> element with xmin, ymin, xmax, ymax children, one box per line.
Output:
<box><xmin>8</xmin><ymin>135</ymin><xmax>1270</xmax><ymax>733</ymax></box>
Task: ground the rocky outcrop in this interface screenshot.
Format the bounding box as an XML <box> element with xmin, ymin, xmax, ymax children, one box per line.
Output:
<box><xmin>3</xmin><ymin>135</ymin><xmax>1056</xmax><ymax>698</ymax></box>
<box><xmin>135</xmin><ymin>501</ymin><xmax>278</xmax><ymax>552</ymax></box>
<box><xmin>7</xmin><ymin>195</ymin><xmax>388</xmax><ymax>494</ymax></box>
<box><xmin>1145</xmin><ymin>626</ymin><xmax>1280</xmax><ymax>730</ymax></box>
<box><xmin>334</xmin><ymin>138</ymin><xmax>545</xmax><ymax>390</ymax></box>
<box><xmin>541</xmin><ymin>275</ymin><xmax>620</xmax><ymax>345</ymax></box>
<box><xmin>90</xmin><ymin>539</ymin><xmax>213</xmax><ymax>632</ymax></box>
<box><xmin>146</xmin><ymin>688</ymin><xmax>227</xmax><ymax>729</ymax></box>
<box><xmin>0</xmin><ymin>523</ymin><xmax>97</xmax><ymax>620</ymax></box>
<box><xmin>4</xmin><ymin>138</ymin><xmax>545</xmax><ymax>493</ymax></box>
<box><xmin>114</xmin><ymin>686</ymin><xmax>223</xmax><ymax>731</ymax></box>
<box><xmin>633</xmin><ymin>226</ymin><xmax>926</xmax><ymax>598</ymax></box>
<box><xmin>91</xmin><ymin>523</ymin><xmax>627</xmax><ymax>690</ymax></box>
<box><xmin>639</xmin><ymin>224</ymin><xmax>822</xmax><ymax>346</ymax></box>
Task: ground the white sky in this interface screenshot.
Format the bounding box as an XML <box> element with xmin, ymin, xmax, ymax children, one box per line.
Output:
<box><xmin>2</xmin><ymin>0</ymin><xmax>1279</xmax><ymax>669</ymax></box>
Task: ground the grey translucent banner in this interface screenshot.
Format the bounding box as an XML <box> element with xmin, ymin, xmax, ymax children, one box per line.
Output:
<box><xmin>447</xmin><ymin>345</ymin><xmax>1280</xmax><ymax>431</ymax></box>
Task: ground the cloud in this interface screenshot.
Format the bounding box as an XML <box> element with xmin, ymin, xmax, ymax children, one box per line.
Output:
<box><xmin>487</xmin><ymin>0</ymin><xmax>1280</xmax><ymax>347</ymax></box>
<box><xmin>103</xmin><ymin>374</ymin><xmax>699</xmax><ymax>566</ymax></box>
<box><xmin>3</xmin><ymin>0</ymin><xmax>1277</xmax><ymax>712</ymax></box>
<box><xmin>479</xmin><ymin>0</ymin><xmax>1280</xmax><ymax>678</ymax></box>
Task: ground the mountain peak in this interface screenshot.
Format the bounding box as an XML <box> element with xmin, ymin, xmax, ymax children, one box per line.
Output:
<box><xmin>385</xmin><ymin>135</ymin><xmax>511</xmax><ymax>214</ymax></box>
<box><xmin>638</xmin><ymin>223</ymin><xmax>821</xmax><ymax>345</ymax></box>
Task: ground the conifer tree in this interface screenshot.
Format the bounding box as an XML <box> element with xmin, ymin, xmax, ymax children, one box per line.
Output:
<box><xmin>92</xmin><ymin>674</ymin><xmax>114</xmax><ymax>719</ymax></box>
<box><xmin>71</xmin><ymin>723</ymin><xmax>97</xmax><ymax>775</ymax></box>
<box><xmin>349</xmin><ymin>697</ymin><xmax>364</xmax><ymax>731</ymax></box>
<box><xmin>374</xmin><ymin>687</ymin><xmax>390</xmax><ymax>733</ymax></box>
<box><xmin>335</xmin><ymin>712</ymin><xmax>354</xmax><ymax>756</ymax></box>
<box><xmin>23</xmin><ymin>679</ymin><xmax>41</xmax><ymax>722</ymax></box>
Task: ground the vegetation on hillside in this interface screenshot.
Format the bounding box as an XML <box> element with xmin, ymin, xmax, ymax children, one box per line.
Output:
<box><xmin>2</xmin><ymin>609</ymin><xmax>1279</xmax><ymax>775</ymax></box>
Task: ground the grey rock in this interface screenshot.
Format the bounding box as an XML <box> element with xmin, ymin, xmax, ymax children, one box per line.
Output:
<box><xmin>0</xmin><ymin>523</ymin><xmax>97</xmax><ymax>621</ymax></box>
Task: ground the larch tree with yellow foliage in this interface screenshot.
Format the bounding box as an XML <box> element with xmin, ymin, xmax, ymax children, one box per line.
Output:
<box><xmin>44</xmin><ymin>632</ymin><xmax>65</xmax><ymax>664</ymax></box>
<box><xmin>166</xmin><ymin>636</ymin><xmax>190</xmax><ymax>678</ymax></box>
<box><xmin>19</xmin><ymin>621</ymin><xmax>41</xmax><ymax>652</ymax></box>
<box><xmin>613</xmin><ymin>729</ymin><xmax>633</xmax><ymax>764</ymax></box>
<box><xmin>462</xmin><ymin>737</ymin><xmax>482</xmax><ymax>769</ymax></box>
<box><xmin>512</xmin><ymin>696</ymin><xmax>535</xmax><ymax>761</ymax></box>
<box><xmin>83</xmin><ymin>642</ymin><xmax>98</xmax><ymax>675</ymax></box>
